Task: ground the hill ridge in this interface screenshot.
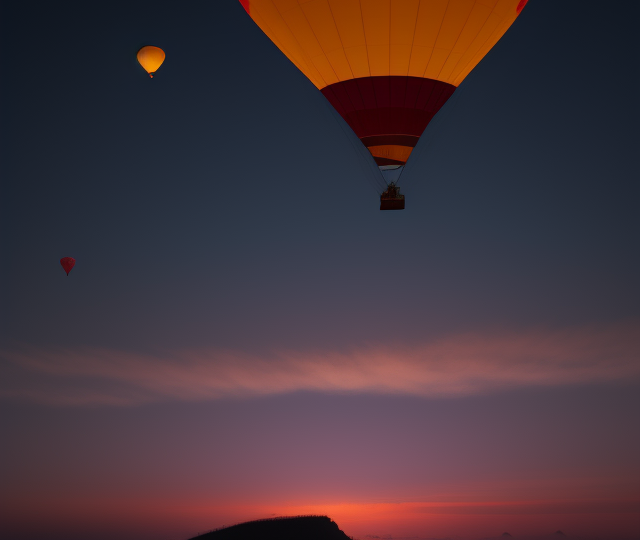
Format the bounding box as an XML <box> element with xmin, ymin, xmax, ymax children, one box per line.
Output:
<box><xmin>188</xmin><ymin>515</ymin><xmax>353</xmax><ymax>540</ymax></box>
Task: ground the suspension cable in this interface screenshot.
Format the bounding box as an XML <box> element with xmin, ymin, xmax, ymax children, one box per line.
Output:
<box><xmin>317</xmin><ymin>94</ymin><xmax>387</xmax><ymax>194</ymax></box>
<box><xmin>399</xmin><ymin>84</ymin><xmax>467</xmax><ymax>186</ymax></box>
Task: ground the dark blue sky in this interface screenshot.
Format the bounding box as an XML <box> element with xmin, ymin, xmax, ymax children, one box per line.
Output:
<box><xmin>1</xmin><ymin>2</ymin><xmax>639</xmax><ymax>539</ymax></box>
<box><xmin>2</xmin><ymin>0</ymin><xmax>638</xmax><ymax>353</ymax></box>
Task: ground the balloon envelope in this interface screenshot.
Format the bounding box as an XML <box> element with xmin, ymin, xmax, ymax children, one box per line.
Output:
<box><xmin>239</xmin><ymin>0</ymin><xmax>527</xmax><ymax>167</ymax></box>
<box><xmin>60</xmin><ymin>257</ymin><xmax>75</xmax><ymax>276</ymax></box>
<box><xmin>137</xmin><ymin>46</ymin><xmax>165</xmax><ymax>78</ymax></box>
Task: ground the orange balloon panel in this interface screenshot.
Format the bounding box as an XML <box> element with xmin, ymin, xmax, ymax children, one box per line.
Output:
<box><xmin>368</xmin><ymin>144</ymin><xmax>413</xmax><ymax>164</ymax></box>
<box><xmin>240</xmin><ymin>0</ymin><xmax>527</xmax><ymax>167</ymax></box>
<box><xmin>137</xmin><ymin>46</ymin><xmax>165</xmax><ymax>78</ymax></box>
<box><xmin>241</xmin><ymin>0</ymin><xmax>525</xmax><ymax>89</ymax></box>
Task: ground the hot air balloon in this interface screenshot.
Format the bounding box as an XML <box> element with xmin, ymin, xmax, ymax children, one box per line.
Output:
<box><xmin>137</xmin><ymin>46</ymin><xmax>165</xmax><ymax>78</ymax></box>
<box><xmin>60</xmin><ymin>257</ymin><xmax>75</xmax><ymax>276</ymax></box>
<box><xmin>238</xmin><ymin>0</ymin><xmax>528</xmax><ymax>209</ymax></box>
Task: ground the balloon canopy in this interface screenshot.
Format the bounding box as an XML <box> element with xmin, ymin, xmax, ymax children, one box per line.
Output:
<box><xmin>239</xmin><ymin>0</ymin><xmax>527</xmax><ymax>168</ymax></box>
<box><xmin>60</xmin><ymin>257</ymin><xmax>76</xmax><ymax>276</ymax></box>
<box><xmin>137</xmin><ymin>46</ymin><xmax>165</xmax><ymax>78</ymax></box>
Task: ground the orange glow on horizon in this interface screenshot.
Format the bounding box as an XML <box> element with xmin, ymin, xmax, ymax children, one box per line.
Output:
<box><xmin>4</xmin><ymin>494</ymin><xmax>639</xmax><ymax>539</ymax></box>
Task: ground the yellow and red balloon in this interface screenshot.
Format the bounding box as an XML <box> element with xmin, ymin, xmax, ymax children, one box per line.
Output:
<box><xmin>137</xmin><ymin>46</ymin><xmax>165</xmax><ymax>78</ymax></box>
<box><xmin>238</xmin><ymin>0</ymin><xmax>527</xmax><ymax>167</ymax></box>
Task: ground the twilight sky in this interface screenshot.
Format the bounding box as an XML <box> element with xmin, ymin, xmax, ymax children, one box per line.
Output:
<box><xmin>1</xmin><ymin>1</ymin><xmax>639</xmax><ymax>540</ymax></box>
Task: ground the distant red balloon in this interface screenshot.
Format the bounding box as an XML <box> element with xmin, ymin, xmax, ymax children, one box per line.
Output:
<box><xmin>60</xmin><ymin>257</ymin><xmax>76</xmax><ymax>276</ymax></box>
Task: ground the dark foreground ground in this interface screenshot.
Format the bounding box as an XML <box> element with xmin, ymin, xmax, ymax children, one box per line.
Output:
<box><xmin>187</xmin><ymin>515</ymin><xmax>352</xmax><ymax>540</ymax></box>
<box><xmin>185</xmin><ymin>517</ymin><xmax>621</xmax><ymax>540</ymax></box>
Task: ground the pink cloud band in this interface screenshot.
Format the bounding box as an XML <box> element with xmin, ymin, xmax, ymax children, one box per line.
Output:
<box><xmin>2</xmin><ymin>322</ymin><xmax>639</xmax><ymax>406</ymax></box>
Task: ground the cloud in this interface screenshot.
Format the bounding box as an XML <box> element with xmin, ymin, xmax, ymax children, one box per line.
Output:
<box><xmin>1</xmin><ymin>322</ymin><xmax>639</xmax><ymax>406</ymax></box>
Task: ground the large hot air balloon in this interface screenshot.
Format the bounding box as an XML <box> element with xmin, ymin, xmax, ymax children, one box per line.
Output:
<box><xmin>238</xmin><ymin>0</ymin><xmax>528</xmax><ymax>209</ymax></box>
<box><xmin>137</xmin><ymin>46</ymin><xmax>165</xmax><ymax>78</ymax></box>
<box><xmin>60</xmin><ymin>257</ymin><xmax>76</xmax><ymax>276</ymax></box>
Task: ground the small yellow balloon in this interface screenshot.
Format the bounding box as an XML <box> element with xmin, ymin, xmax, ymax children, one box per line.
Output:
<box><xmin>137</xmin><ymin>46</ymin><xmax>165</xmax><ymax>78</ymax></box>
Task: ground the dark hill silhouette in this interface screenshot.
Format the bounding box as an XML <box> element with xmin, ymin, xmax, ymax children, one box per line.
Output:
<box><xmin>188</xmin><ymin>515</ymin><xmax>352</xmax><ymax>540</ymax></box>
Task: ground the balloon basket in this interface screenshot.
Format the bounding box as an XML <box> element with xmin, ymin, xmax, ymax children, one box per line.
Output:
<box><xmin>380</xmin><ymin>182</ymin><xmax>405</xmax><ymax>211</ymax></box>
